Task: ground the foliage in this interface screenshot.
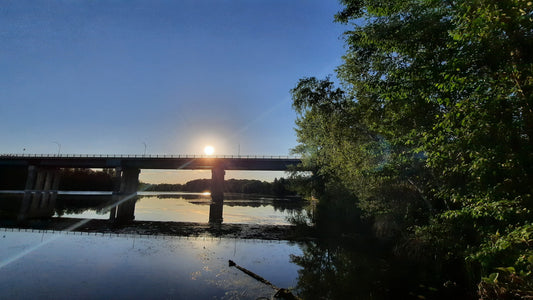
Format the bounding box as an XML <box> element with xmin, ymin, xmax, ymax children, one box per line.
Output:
<box><xmin>59</xmin><ymin>168</ymin><xmax>114</xmax><ymax>191</ymax></box>
<box><xmin>478</xmin><ymin>266</ymin><xmax>533</xmax><ymax>299</ymax></box>
<box><xmin>472</xmin><ymin>224</ymin><xmax>533</xmax><ymax>274</ymax></box>
<box><xmin>0</xmin><ymin>167</ymin><xmax>29</xmax><ymax>189</ymax></box>
<box><xmin>291</xmin><ymin>0</ymin><xmax>533</xmax><ymax>295</ymax></box>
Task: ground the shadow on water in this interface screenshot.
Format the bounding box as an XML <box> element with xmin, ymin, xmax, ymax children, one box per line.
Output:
<box><xmin>284</xmin><ymin>203</ymin><xmax>468</xmax><ymax>300</ymax></box>
<box><xmin>0</xmin><ymin>194</ymin><xmax>22</xmax><ymax>219</ymax></box>
<box><xmin>290</xmin><ymin>238</ymin><xmax>446</xmax><ymax>299</ymax></box>
<box><xmin>290</xmin><ymin>239</ymin><xmax>390</xmax><ymax>299</ymax></box>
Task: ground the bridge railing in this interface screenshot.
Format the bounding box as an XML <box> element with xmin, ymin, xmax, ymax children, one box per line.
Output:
<box><xmin>0</xmin><ymin>154</ymin><xmax>302</xmax><ymax>159</ymax></box>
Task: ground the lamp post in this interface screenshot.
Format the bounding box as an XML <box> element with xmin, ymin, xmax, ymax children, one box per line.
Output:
<box><xmin>142</xmin><ymin>142</ymin><xmax>147</xmax><ymax>156</ymax></box>
<box><xmin>52</xmin><ymin>141</ymin><xmax>61</xmax><ymax>156</ymax></box>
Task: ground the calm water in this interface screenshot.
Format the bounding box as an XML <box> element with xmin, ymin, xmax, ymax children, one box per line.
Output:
<box><xmin>0</xmin><ymin>192</ymin><xmax>447</xmax><ymax>299</ymax></box>
<box><xmin>0</xmin><ymin>229</ymin><xmax>301</xmax><ymax>299</ymax></box>
<box><xmin>54</xmin><ymin>192</ymin><xmax>304</xmax><ymax>225</ymax></box>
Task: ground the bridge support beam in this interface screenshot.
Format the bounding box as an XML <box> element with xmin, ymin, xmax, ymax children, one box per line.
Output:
<box><xmin>18</xmin><ymin>166</ymin><xmax>60</xmax><ymax>221</ymax></box>
<box><xmin>110</xmin><ymin>167</ymin><xmax>140</xmax><ymax>222</ymax></box>
<box><xmin>209</xmin><ymin>165</ymin><xmax>225</xmax><ymax>224</ymax></box>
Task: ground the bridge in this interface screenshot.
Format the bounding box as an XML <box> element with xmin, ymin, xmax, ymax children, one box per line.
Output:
<box><xmin>0</xmin><ymin>154</ymin><xmax>302</xmax><ymax>223</ymax></box>
<box><xmin>0</xmin><ymin>154</ymin><xmax>301</xmax><ymax>170</ymax></box>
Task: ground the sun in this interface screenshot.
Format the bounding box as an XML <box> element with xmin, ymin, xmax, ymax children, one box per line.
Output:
<box><xmin>204</xmin><ymin>145</ymin><xmax>215</xmax><ymax>155</ymax></box>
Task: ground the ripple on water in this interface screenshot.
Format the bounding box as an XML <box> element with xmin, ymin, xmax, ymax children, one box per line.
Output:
<box><xmin>0</xmin><ymin>229</ymin><xmax>302</xmax><ymax>299</ymax></box>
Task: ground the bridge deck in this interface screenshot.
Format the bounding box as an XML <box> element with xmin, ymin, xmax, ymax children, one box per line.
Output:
<box><xmin>0</xmin><ymin>155</ymin><xmax>302</xmax><ymax>171</ymax></box>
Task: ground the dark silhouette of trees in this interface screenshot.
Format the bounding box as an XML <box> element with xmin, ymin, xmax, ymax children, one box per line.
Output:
<box><xmin>146</xmin><ymin>178</ymin><xmax>297</xmax><ymax>196</ymax></box>
<box><xmin>290</xmin><ymin>0</ymin><xmax>533</xmax><ymax>296</ymax></box>
<box><xmin>59</xmin><ymin>169</ymin><xmax>114</xmax><ymax>191</ymax></box>
<box><xmin>0</xmin><ymin>166</ymin><xmax>28</xmax><ymax>189</ymax></box>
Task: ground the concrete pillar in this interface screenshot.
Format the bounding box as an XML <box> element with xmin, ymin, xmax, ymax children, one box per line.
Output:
<box><xmin>209</xmin><ymin>165</ymin><xmax>225</xmax><ymax>224</ymax></box>
<box><xmin>109</xmin><ymin>167</ymin><xmax>122</xmax><ymax>221</ymax></box>
<box><xmin>31</xmin><ymin>169</ymin><xmax>46</xmax><ymax>208</ymax></box>
<box><xmin>40</xmin><ymin>170</ymin><xmax>53</xmax><ymax>208</ymax></box>
<box><xmin>209</xmin><ymin>203</ymin><xmax>223</xmax><ymax>224</ymax></box>
<box><xmin>115</xmin><ymin>168</ymin><xmax>140</xmax><ymax>222</ymax></box>
<box><xmin>211</xmin><ymin>166</ymin><xmax>225</xmax><ymax>203</ymax></box>
<box><xmin>18</xmin><ymin>166</ymin><xmax>60</xmax><ymax>221</ymax></box>
<box><xmin>49</xmin><ymin>169</ymin><xmax>61</xmax><ymax>209</ymax></box>
<box><xmin>18</xmin><ymin>165</ymin><xmax>36</xmax><ymax>221</ymax></box>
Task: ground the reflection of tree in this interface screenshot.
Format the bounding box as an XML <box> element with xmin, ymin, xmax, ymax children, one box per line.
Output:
<box><xmin>153</xmin><ymin>193</ymin><xmax>307</xmax><ymax>213</ymax></box>
<box><xmin>55</xmin><ymin>195</ymin><xmax>116</xmax><ymax>216</ymax></box>
<box><xmin>59</xmin><ymin>169</ymin><xmax>114</xmax><ymax>191</ymax></box>
<box><xmin>146</xmin><ymin>178</ymin><xmax>298</xmax><ymax>196</ymax></box>
<box><xmin>0</xmin><ymin>194</ymin><xmax>23</xmax><ymax>219</ymax></box>
<box><xmin>291</xmin><ymin>238</ymin><xmax>464</xmax><ymax>299</ymax></box>
<box><xmin>291</xmin><ymin>240</ymin><xmax>389</xmax><ymax>299</ymax></box>
<box><xmin>0</xmin><ymin>167</ymin><xmax>27</xmax><ymax>189</ymax></box>
<box><xmin>155</xmin><ymin>194</ymin><xmax>210</xmax><ymax>200</ymax></box>
<box><xmin>270</xmin><ymin>199</ymin><xmax>306</xmax><ymax>214</ymax></box>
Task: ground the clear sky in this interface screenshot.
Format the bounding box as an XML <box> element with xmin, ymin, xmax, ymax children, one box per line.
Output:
<box><xmin>1</xmin><ymin>0</ymin><xmax>347</xmax><ymax>183</ymax></box>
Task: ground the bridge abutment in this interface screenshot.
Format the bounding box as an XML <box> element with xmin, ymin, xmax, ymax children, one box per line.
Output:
<box><xmin>18</xmin><ymin>166</ymin><xmax>60</xmax><ymax>221</ymax></box>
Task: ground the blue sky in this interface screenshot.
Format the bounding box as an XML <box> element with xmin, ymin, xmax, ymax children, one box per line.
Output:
<box><xmin>1</xmin><ymin>0</ymin><xmax>347</xmax><ymax>183</ymax></box>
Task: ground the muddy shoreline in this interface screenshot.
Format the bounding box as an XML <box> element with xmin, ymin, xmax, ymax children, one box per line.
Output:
<box><xmin>0</xmin><ymin>217</ymin><xmax>313</xmax><ymax>241</ymax></box>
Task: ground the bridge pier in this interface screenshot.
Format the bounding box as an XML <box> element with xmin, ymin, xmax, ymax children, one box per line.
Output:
<box><xmin>209</xmin><ymin>165</ymin><xmax>225</xmax><ymax>223</ymax></box>
<box><xmin>109</xmin><ymin>167</ymin><xmax>140</xmax><ymax>222</ymax></box>
<box><xmin>18</xmin><ymin>166</ymin><xmax>60</xmax><ymax>221</ymax></box>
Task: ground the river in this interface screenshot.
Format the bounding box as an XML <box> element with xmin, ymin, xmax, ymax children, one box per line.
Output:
<box><xmin>0</xmin><ymin>230</ymin><xmax>301</xmax><ymax>299</ymax></box>
<box><xmin>53</xmin><ymin>192</ymin><xmax>304</xmax><ymax>225</ymax></box>
<box><xmin>0</xmin><ymin>192</ymin><xmax>452</xmax><ymax>299</ymax></box>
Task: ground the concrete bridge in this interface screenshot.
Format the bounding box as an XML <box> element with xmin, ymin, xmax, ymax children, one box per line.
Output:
<box><xmin>0</xmin><ymin>154</ymin><xmax>302</xmax><ymax>223</ymax></box>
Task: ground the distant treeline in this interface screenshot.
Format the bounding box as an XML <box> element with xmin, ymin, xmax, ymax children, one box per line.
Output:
<box><xmin>59</xmin><ymin>168</ymin><xmax>115</xmax><ymax>191</ymax></box>
<box><xmin>0</xmin><ymin>167</ymin><xmax>115</xmax><ymax>191</ymax></box>
<box><xmin>145</xmin><ymin>178</ymin><xmax>296</xmax><ymax>197</ymax></box>
<box><xmin>0</xmin><ymin>167</ymin><xmax>27</xmax><ymax>189</ymax></box>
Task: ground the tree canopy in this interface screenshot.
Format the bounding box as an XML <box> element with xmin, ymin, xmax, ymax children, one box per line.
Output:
<box><xmin>291</xmin><ymin>0</ymin><xmax>533</xmax><ymax>296</ymax></box>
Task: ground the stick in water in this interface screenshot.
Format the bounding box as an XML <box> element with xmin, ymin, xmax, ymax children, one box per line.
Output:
<box><xmin>228</xmin><ymin>260</ymin><xmax>299</xmax><ymax>300</ymax></box>
<box><xmin>229</xmin><ymin>259</ymin><xmax>277</xmax><ymax>289</ymax></box>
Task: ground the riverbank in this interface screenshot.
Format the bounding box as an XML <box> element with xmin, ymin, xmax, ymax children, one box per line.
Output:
<box><xmin>0</xmin><ymin>217</ymin><xmax>312</xmax><ymax>241</ymax></box>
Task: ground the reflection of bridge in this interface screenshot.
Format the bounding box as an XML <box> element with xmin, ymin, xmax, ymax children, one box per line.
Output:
<box><xmin>0</xmin><ymin>155</ymin><xmax>301</xmax><ymax>223</ymax></box>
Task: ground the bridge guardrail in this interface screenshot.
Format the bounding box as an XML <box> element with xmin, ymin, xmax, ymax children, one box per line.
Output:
<box><xmin>0</xmin><ymin>154</ymin><xmax>301</xmax><ymax>159</ymax></box>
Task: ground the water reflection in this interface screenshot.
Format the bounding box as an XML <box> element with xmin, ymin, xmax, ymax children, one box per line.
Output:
<box><xmin>0</xmin><ymin>192</ymin><xmax>307</xmax><ymax>225</ymax></box>
<box><xmin>290</xmin><ymin>240</ymin><xmax>391</xmax><ymax>299</ymax></box>
<box><xmin>51</xmin><ymin>193</ymin><xmax>305</xmax><ymax>225</ymax></box>
<box><xmin>289</xmin><ymin>237</ymin><xmax>462</xmax><ymax>299</ymax></box>
<box><xmin>0</xmin><ymin>230</ymin><xmax>302</xmax><ymax>299</ymax></box>
<box><xmin>0</xmin><ymin>193</ymin><xmax>456</xmax><ymax>299</ymax></box>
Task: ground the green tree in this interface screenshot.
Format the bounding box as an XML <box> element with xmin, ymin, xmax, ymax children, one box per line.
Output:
<box><xmin>291</xmin><ymin>75</ymin><xmax>431</xmax><ymax>237</ymax></box>
<box><xmin>292</xmin><ymin>0</ymin><xmax>533</xmax><ymax>294</ymax></box>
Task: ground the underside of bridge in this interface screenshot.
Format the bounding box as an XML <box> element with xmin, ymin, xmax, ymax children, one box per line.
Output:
<box><xmin>4</xmin><ymin>155</ymin><xmax>301</xmax><ymax>223</ymax></box>
<box><xmin>18</xmin><ymin>166</ymin><xmax>60</xmax><ymax>221</ymax></box>
<box><xmin>16</xmin><ymin>164</ymin><xmax>228</xmax><ymax>223</ymax></box>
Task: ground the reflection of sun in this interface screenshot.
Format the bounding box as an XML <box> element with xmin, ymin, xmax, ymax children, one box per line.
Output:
<box><xmin>204</xmin><ymin>145</ymin><xmax>215</xmax><ymax>155</ymax></box>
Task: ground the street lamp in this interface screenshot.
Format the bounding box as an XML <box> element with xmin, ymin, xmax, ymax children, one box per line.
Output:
<box><xmin>52</xmin><ymin>141</ymin><xmax>61</xmax><ymax>156</ymax></box>
<box><xmin>142</xmin><ymin>142</ymin><xmax>147</xmax><ymax>156</ymax></box>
